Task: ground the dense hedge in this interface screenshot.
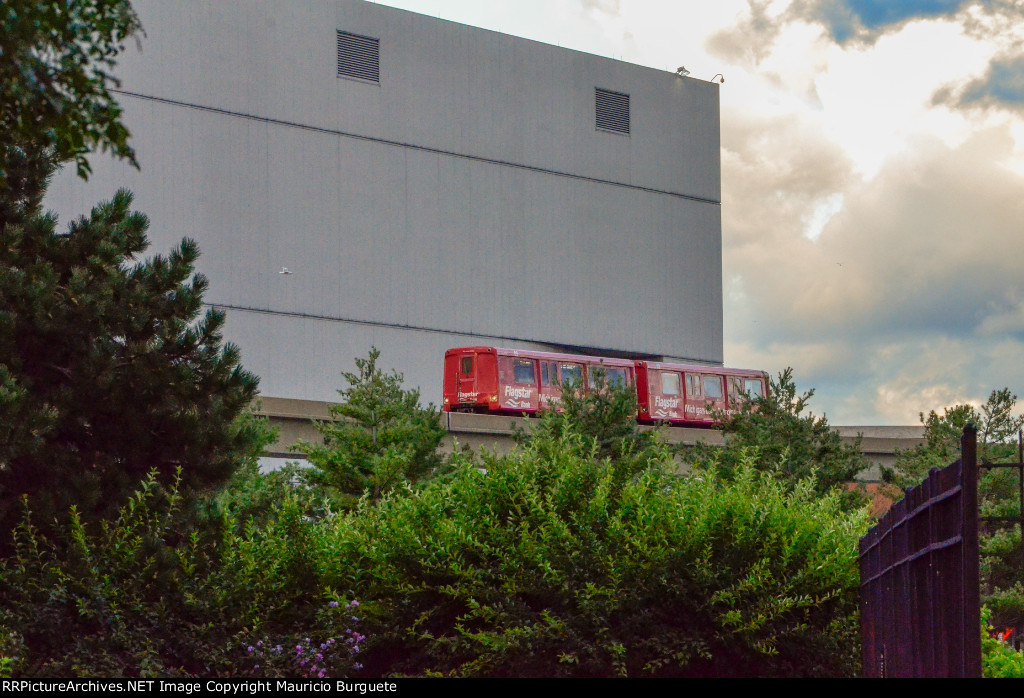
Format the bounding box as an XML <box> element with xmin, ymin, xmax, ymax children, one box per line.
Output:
<box><xmin>0</xmin><ymin>419</ymin><xmax>869</xmax><ymax>677</ymax></box>
<box><xmin>316</xmin><ymin>429</ymin><xmax>868</xmax><ymax>677</ymax></box>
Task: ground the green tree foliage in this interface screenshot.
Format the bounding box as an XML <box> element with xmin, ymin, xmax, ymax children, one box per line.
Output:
<box><xmin>690</xmin><ymin>368</ymin><xmax>868</xmax><ymax>506</ymax></box>
<box><xmin>887</xmin><ymin>389</ymin><xmax>1024</xmax><ymax>490</ymax></box>
<box><xmin>0</xmin><ymin>186</ymin><xmax>262</xmax><ymax>541</ymax></box>
<box><xmin>315</xmin><ymin>428</ymin><xmax>868</xmax><ymax>677</ymax></box>
<box><xmin>887</xmin><ymin>389</ymin><xmax>1024</xmax><ymax>633</ymax></box>
<box><xmin>298</xmin><ymin>348</ymin><xmax>446</xmax><ymax>507</ymax></box>
<box><xmin>521</xmin><ymin>368</ymin><xmax>666</xmax><ymax>471</ymax></box>
<box><xmin>0</xmin><ymin>0</ymin><xmax>141</xmax><ymax>184</ymax></box>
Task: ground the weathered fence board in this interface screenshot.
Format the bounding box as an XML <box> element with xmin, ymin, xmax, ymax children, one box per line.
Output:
<box><xmin>859</xmin><ymin>426</ymin><xmax>980</xmax><ymax>677</ymax></box>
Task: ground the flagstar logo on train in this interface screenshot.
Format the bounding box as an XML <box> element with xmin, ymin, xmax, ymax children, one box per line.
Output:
<box><xmin>504</xmin><ymin>385</ymin><xmax>532</xmax><ymax>400</ymax></box>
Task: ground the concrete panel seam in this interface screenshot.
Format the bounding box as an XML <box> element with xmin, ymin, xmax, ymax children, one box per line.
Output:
<box><xmin>110</xmin><ymin>88</ymin><xmax>722</xmax><ymax>206</ymax></box>
<box><xmin>209</xmin><ymin>302</ymin><xmax>715</xmax><ymax>365</ymax></box>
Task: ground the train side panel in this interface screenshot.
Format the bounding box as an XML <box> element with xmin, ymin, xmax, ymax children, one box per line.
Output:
<box><xmin>637</xmin><ymin>361</ymin><xmax>767</xmax><ymax>427</ymax></box>
<box><xmin>445</xmin><ymin>347</ymin><xmax>762</xmax><ymax>424</ymax></box>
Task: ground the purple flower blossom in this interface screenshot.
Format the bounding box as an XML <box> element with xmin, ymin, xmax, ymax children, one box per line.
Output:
<box><xmin>329</xmin><ymin>601</ymin><xmax>339</xmax><ymax>608</ymax></box>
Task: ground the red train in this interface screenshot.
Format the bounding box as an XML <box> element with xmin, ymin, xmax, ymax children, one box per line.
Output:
<box><xmin>443</xmin><ymin>346</ymin><xmax>767</xmax><ymax>427</ymax></box>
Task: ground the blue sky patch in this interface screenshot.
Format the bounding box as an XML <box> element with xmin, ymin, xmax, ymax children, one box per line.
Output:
<box><xmin>962</xmin><ymin>55</ymin><xmax>1024</xmax><ymax>106</ymax></box>
<box><xmin>812</xmin><ymin>0</ymin><xmax>974</xmax><ymax>42</ymax></box>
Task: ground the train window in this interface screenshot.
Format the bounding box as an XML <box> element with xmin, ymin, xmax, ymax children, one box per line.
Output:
<box><xmin>541</xmin><ymin>363</ymin><xmax>550</xmax><ymax>386</ymax></box>
<box><xmin>590</xmin><ymin>366</ymin><xmax>628</xmax><ymax>389</ymax></box>
<box><xmin>728</xmin><ymin>376</ymin><xmax>744</xmax><ymax>404</ymax></box>
<box><xmin>513</xmin><ymin>359</ymin><xmax>536</xmax><ymax>384</ymax></box>
<box><xmin>745</xmin><ymin>378</ymin><xmax>764</xmax><ymax>398</ymax></box>
<box><xmin>607</xmin><ymin>367</ymin><xmax>628</xmax><ymax>388</ymax></box>
<box><xmin>662</xmin><ymin>372</ymin><xmax>681</xmax><ymax>395</ymax></box>
<box><xmin>703</xmin><ymin>375</ymin><xmax>723</xmax><ymax>399</ymax></box>
<box><xmin>560</xmin><ymin>363</ymin><xmax>583</xmax><ymax>386</ymax></box>
<box><xmin>685</xmin><ymin>373</ymin><xmax>702</xmax><ymax>398</ymax></box>
<box><xmin>460</xmin><ymin>356</ymin><xmax>473</xmax><ymax>374</ymax></box>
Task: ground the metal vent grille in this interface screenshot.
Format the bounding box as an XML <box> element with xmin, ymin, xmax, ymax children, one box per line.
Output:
<box><xmin>595</xmin><ymin>88</ymin><xmax>630</xmax><ymax>135</ymax></box>
<box><xmin>337</xmin><ymin>31</ymin><xmax>379</xmax><ymax>83</ymax></box>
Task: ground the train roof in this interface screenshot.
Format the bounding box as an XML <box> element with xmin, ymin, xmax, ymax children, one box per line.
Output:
<box><xmin>446</xmin><ymin>346</ymin><xmax>634</xmax><ymax>367</ymax></box>
<box><xmin>446</xmin><ymin>347</ymin><xmax>763</xmax><ymax>375</ymax></box>
<box><xmin>637</xmin><ymin>360</ymin><xmax>766</xmax><ymax>377</ymax></box>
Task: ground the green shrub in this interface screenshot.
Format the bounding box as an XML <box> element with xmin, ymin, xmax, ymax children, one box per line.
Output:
<box><xmin>0</xmin><ymin>464</ymin><xmax>340</xmax><ymax>677</ymax></box>
<box><xmin>982</xmin><ymin>606</ymin><xmax>1024</xmax><ymax>678</ymax></box>
<box><xmin>0</xmin><ymin>470</ymin><xmax>222</xmax><ymax>676</ymax></box>
<box><xmin>317</xmin><ymin>428</ymin><xmax>868</xmax><ymax>677</ymax></box>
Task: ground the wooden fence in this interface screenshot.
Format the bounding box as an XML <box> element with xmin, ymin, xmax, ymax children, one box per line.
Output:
<box><xmin>859</xmin><ymin>426</ymin><xmax>981</xmax><ymax>677</ymax></box>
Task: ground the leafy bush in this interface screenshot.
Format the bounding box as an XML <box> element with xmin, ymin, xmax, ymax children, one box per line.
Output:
<box><xmin>316</xmin><ymin>427</ymin><xmax>868</xmax><ymax>677</ymax></box>
<box><xmin>982</xmin><ymin>606</ymin><xmax>1024</xmax><ymax>678</ymax></box>
<box><xmin>240</xmin><ymin>600</ymin><xmax>367</xmax><ymax>679</ymax></box>
<box><xmin>0</xmin><ymin>459</ymin><xmax>343</xmax><ymax>677</ymax></box>
<box><xmin>0</xmin><ymin>470</ymin><xmax>222</xmax><ymax>676</ymax></box>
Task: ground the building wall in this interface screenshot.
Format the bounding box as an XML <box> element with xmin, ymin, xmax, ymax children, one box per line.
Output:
<box><xmin>45</xmin><ymin>0</ymin><xmax>724</xmax><ymax>404</ymax></box>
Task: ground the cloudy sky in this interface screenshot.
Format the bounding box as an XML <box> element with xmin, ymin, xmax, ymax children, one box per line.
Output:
<box><xmin>374</xmin><ymin>0</ymin><xmax>1024</xmax><ymax>425</ymax></box>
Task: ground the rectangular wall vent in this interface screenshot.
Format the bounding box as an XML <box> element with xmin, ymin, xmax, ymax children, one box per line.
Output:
<box><xmin>337</xmin><ymin>31</ymin><xmax>380</xmax><ymax>83</ymax></box>
<box><xmin>595</xmin><ymin>88</ymin><xmax>630</xmax><ymax>135</ymax></box>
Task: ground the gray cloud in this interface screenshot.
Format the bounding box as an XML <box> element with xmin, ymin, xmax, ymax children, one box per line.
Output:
<box><xmin>705</xmin><ymin>1</ymin><xmax>787</xmax><ymax>66</ymax></box>
<box><xmin>722</xmin><ymin>117</ymin><xmax>1024</xmax><ymax>422</ymax></box>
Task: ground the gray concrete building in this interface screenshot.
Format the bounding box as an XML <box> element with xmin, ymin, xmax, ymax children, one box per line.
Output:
<box><xmin>46</xmin><ymin>0</ymin><xmax>724</xmax><ymax>409</ymax></box>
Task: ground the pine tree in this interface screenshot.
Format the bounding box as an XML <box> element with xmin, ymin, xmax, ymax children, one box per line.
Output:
<box><xmin>298</xmin><ymin>348</ymin><xmax>446</xmax><ymax>507</ymax></box>
<box><xmin>689</xmin><ymin>368</ymin><xmax>869</xmax><ymax>509</ymax></box>
<box><xmin>0</xmin><ymin>174</ymin><xmax>261</xmax><ymax>541</ymax></box>
<box><xmin>0</xmin><ymin>0</ymin><xmax>263</xmax><ymax>544</ymax></box>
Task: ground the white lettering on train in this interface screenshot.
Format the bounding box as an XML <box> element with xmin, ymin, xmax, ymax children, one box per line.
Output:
<box><xmin>504</xmin><ymin>385</ymin><xmax>533</xmax><ymax>400</ymax></box>
<box><xmin>654</xmin><ymin>396</ymin><xmax>679</xmax><ymax>409</ymax></box>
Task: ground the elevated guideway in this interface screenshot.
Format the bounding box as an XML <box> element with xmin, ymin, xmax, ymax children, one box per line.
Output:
<box><xmin>257</xmin><ymin>397</ymin><xmax>924</xmax><ymax>481</ymax></box>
